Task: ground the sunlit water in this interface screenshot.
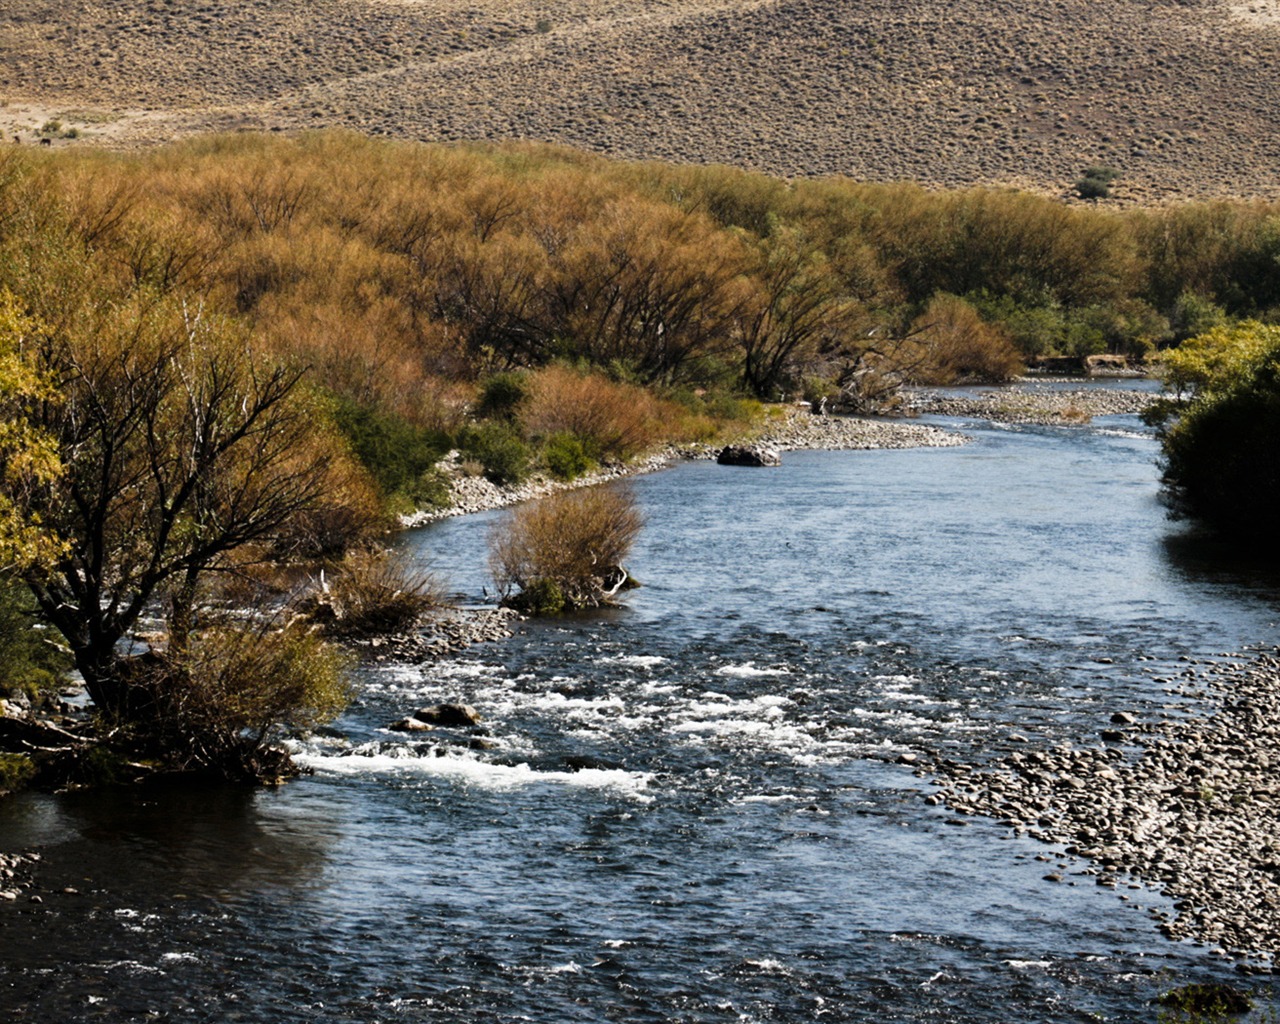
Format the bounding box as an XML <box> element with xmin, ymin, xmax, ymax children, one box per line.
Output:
<box><xmin>4</xmin><ymin>400</ymin><xmax>1280</xmax><ymax>1022</ymax></box>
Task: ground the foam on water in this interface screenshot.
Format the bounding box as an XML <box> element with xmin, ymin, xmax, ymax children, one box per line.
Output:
<box><xmin>598</xmin><ymin>654</ymin><xmax>669</xmax><ymax>668</ymax></box>
<box><xmin>714</xmin><ymin>662</ymin><xmax>790</xmax><ymax>678</ymax></box>
<box><xmin>297</xmin><ymin>746</ymin><xmax>655</xmax><ymax>801</ymax></box>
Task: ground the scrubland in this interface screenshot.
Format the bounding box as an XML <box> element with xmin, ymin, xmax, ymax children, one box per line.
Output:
<box><xmin>3</xmin><ymin>0</ymin><xmax>1280</xmax><ymax>202</ymax></box>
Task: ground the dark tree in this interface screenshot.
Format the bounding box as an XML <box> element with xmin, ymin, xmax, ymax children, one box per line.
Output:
<box><xmin>13</xmin><ymin>299</ymin><xmax>369</xmax><ymax>713</ymax></box>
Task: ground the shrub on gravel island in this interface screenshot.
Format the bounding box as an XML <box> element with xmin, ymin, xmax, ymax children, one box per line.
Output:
<box><xmin>305</xmin><ymin>548</ymin><xmax>442</xmax><ymax>637</ymax></box>
<box><xmin>489</xmin><ymin>484</ymin><xmax>642</xmax><ymax>614</ymax></box>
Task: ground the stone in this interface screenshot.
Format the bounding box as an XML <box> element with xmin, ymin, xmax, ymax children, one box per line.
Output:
<box><xmin>387</xmin><ymin>717</ymin><xmax>434</xmax><ymax>733</ymax></box>
<box><xmin>412</xmin><ymin>703</ymin><xmax>483</xmax><ymax>728</ymax></box>
<box><xmin>716</xmin><ymin>445</ymin><xmax>781</xmax><ymax>467</ymax></box>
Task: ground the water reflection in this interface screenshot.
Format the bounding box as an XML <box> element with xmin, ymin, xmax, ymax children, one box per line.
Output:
<box><xmin>0</xmin><ymin>782</ymin><xmax>335</xmax><ymax>897</ymax></box>
<box><xmin>1162</xmin><ymin>527</ymin><xmax>1280</xmax><ymax>607</ymax></box>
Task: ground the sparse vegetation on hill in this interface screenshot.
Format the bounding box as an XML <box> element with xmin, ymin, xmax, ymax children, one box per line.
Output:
<box><xmin>2</xmin><ymin>0</ymin><xmax>1280</xmax><ymax>202</ymax></box>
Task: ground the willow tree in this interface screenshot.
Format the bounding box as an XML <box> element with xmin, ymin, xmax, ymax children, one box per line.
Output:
<box><xmin>8</xmin><ymin>293</ymin><xmax>376</xmax><ymax>716</ymax></box>
<box><xmin>0</xmin><ymin>290</ymin><xmax>63</xmax><ymax>572</ymax></box>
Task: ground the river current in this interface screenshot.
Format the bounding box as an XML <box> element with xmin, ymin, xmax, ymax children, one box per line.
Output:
<box><xmin>3</xmin><ymin>397</ymin><xmax>1280</xmax><ymax>1022</ymax></box>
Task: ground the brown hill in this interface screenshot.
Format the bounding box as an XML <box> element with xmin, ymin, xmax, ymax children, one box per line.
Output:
<box><xmin>1</xmin><ymin>0</ymin><xmax>1279</xmax><ymax>201</ymax></box>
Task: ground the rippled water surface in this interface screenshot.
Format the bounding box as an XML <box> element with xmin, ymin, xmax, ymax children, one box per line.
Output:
<box><xmin>4</xmin><ymin>406</ymin><xmax>1280</xmax><ymax>1022</ymax></box>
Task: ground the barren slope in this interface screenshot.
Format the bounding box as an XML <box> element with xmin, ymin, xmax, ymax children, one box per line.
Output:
<box><xmin>2</xmin><ymin>0</ymin><xmax>1279</xmax><ymax>200</ymax></box>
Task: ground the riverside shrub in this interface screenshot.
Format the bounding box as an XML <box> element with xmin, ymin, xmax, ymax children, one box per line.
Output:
<box><xmin>542</xmin><ymin>432</ymin><xmax>593</xmax><ymax>480</ymax></box>
<box><xmin>459</xmin><ymin>420</ymin><xmax>531</xmax><ymax>486</ymax></box>
<box><xmin>489</xmin><ymin>484</ymin><xmax>642</xmax><ymax>613</ymax></box>
<box><xmin>331</xmin><ymin>397</ymin><xmax>450</xmax><ymax>509</ymax></box>
<box><xmin>1157</xmin><ymin>323</ymin><xmax>1280</xmax><ymax>544</ymax></box>
<box><xmin>908</xmin><ymin>294</ymin><xmax>1024</xmax><ymax>384</ymax></box>
<box><xmin>520</xmin><ymin>366</ymin><xmax>667</xmax><ymax>462</ymax></box>
<box><xmin>310</xmin><ymin>549</ymin><xmax>442</xmax><ymax>637</ymax></box>
<box><xmin>141</xmin><ymin>620</ymin><xmax>353</xmax><ymax>780</ymax></box>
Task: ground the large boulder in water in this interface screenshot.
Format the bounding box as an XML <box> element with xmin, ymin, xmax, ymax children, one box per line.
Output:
<box><xmin>716</xmin><ymin>445</ymin><xmax>781</xmax><ymax>467</ymax></box>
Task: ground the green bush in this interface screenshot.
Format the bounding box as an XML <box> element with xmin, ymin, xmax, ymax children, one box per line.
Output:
<box><xmin>967</xmin><ymin>293</ymin><xmax>1062</xmax><ymax>359</ymax></box>
<box><xmin>542</xmin><ymin>432</ymin><xmax>593</xmax><ymax>480</ymax></box>
<box><xmin>1170</xmin><ymin>291</ymin><xmax>1228</xmax><ymax>343</ymax></box>
<box><xmin>459</xmin><ymin>420</ymin><xmax>531</xmax><ymax>486</ymax></box>
<box><xmin>507</xmin><ymin>578</ymin><xmax>565</xmax><ymax>615</ymax></box>
<box><xmin>1075</xmin><ymin>165</ymin><xmax>1121</xmax><ymax>202</ymax></box>
<box><xmin>475</xmin><ymin>371</ymin><xmax>529</xmax><ymax>421</ymax></box>
<box><xmin>0</xmin><ymin>576</ymin><xmax>69</xmax><ymax>701</ymax></box>
<box><xmin>331</xmin><ymin>397</ymin><xmax>450</xmax><ymax>507</ymax></box>
<box><xmin>0</xmin><ymin>752</ymin><xmax>35</xmax><ymax>792</ymax></box>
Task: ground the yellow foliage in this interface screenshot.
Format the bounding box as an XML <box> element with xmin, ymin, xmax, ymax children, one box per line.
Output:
<box><xmin>1162</xmin><ymin>321</ymin><xmax>1280</xmax><ymax>396</ymax></box>
<box><xmin>0</xmin><ymin>290</ymin><xmax>65</xmax><ymax>571</ymax></box>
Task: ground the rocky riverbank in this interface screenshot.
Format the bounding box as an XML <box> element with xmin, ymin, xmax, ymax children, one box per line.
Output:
<box><xmin>927</xmin><ymin>649</ymin><xmax>1280</xmax><ymax>966</ymax></box>
<box><xmin>0</xmin><ymin>851</ymin><xmax>42</xmax><ymax>903</ymax></box>
<box><xmin>722</xmin><ymin>405</ymin><xmax>967</xmax><ymax>454</ymax></box>
<box><xmin>345</xmin><ymin>606</ymin><xmax>523</xmax><ymax>664</ymax></box>
<box><xmin>903</xmin><ymin>383</ymin><xmax>1158</xmax><ymax>425</ymax></box>
<box><xmin>404</xmin><ymin>407</ymin><xmax>966</xmax><ymax>525</ymax></box>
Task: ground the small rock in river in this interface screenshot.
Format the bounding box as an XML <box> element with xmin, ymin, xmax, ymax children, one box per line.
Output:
<box><xmin>387</xmin><ymin>717</ymin><xmax>434</xmax><ymax>733</ymax></box>
<box><xmin>412</xmin><ymin>704</ymin><xmax>483</xmax><ymax>728</ymax></box>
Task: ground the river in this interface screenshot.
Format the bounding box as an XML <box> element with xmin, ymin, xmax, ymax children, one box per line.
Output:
<box><xmin>2</xmin><ymin>400</ymin><xmax>1279</xmax><ymax>1022</ymax></box>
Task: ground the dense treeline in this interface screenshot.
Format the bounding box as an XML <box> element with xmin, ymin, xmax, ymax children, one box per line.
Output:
<box><xmin>3</xmin><ymin>133</ymin><xmax>1278</xmax><ymax>431</ymax></box>
<box><xmin>1</xmin><ymin>131</ymin><xmax>1278</xmax><ymax>579</ymax></box>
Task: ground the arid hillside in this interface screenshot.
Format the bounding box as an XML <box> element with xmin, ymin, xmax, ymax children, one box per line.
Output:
<box><xmin>1</xmin><ymin>0</ymin><xmax>1279</xmax><ymax>200</ymax></box>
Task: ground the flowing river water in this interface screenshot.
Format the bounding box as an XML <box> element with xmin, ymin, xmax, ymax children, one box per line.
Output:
<box><xmin>3</xmin><ymin>395</ymin><xmax>1280</xmax><ymax>1022</ymax></box>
